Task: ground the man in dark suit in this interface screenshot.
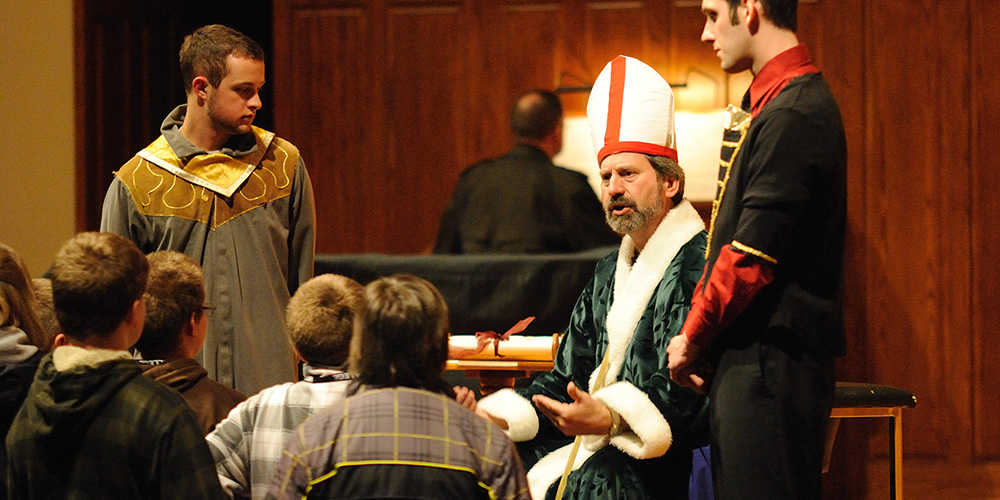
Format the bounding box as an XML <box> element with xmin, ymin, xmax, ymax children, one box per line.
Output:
<box><xmin>434</xmin><ymin>91</ymin><xmax>618</xmax><ymax>254</ymax></box>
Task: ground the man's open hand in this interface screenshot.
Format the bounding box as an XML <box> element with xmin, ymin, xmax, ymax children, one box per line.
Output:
<box><xmin>532</xmin><ymin>382</ymin><xmax>612</xmax><ymax>436</ymax></box>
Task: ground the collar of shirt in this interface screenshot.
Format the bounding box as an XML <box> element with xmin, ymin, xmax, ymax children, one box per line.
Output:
<box><xmin>301</xmin><ymin>363</ymin><xmax>353</xmax><ymax>383</ymax></box>
<box><xmin>743</xmin><ymin>44</ymin><xmax>819</xmax><ymax>117</ymax></box>
<box><xmin>160</xmin><ymin>104</ymin><xmax>259</xmax><ymax>160</ymax></box>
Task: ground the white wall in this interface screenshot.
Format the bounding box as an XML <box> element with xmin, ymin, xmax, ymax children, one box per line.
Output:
<box><xmin>553</xmin><ymin>112</ymin><xmax>726</xmax><ymax>202</ymax></box>
<box><xmin>0</xmin><ymin>0</ymin><xmax>76</xmax><ymax>276</ymax></box>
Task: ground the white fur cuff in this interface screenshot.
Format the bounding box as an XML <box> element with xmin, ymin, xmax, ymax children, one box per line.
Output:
<box><xmin>477</xmin><ymin>388</ymin><xmax>539</xmax><ymax>442</ymax></box>
<box><xmin>592</xmin><ymin>381</ymin><xmax>672</xmax><ymax>459</ymax></box>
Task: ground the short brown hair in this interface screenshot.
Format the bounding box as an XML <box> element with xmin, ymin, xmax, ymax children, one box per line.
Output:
<box><xmin>179</xmin><ymin>24</ymin><xmax>264</xmax><ymax>94</ymax></box>
<box><xmin>0</xmin><ymin>244</ymin><xmax>47</xmax><ymax>350</ymax></box>
<box><xmin>285</xmin><ymin>274</ymin><xmax>365</xmax><ymax>367</ymax></box>
<box><xmin>50</xmin><ymin>233</ymin><xmax>148</xmax><ymax>341</ymax></box>
<box><xmin>137</xmin><ymin>251</ymin><xmax>204</xmax><ymax>358</ymax></box>
<box><xmin>726</xmin><ymin>0</ymin><xmax>797</xmax><ymax>31</ymax></box>
<box><xmin>646</xmin><ymin>154</ymin><xmax>686</xmax><ymax>206</ymax></box>
<box><xmin>349</xmin><ymin>274</ymin><xmax>451</xmax><ymax>394</ymax></box>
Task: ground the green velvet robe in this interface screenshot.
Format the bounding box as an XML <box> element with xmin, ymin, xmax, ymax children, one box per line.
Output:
<box><xmin>478</xmin><ymin>201</ymin><xmax>709</xmax><ymax>500</ymax></box>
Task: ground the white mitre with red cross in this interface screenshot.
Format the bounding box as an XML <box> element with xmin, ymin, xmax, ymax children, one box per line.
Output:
<box><xmin>587</xmin><ymin>55</ymin><xmax>678</xmax><ymax>164</ymax></box>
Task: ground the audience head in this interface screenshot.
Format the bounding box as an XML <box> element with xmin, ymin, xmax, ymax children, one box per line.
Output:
<box><xmin>285</xmin><ymin>274</ymin><xmax>365</xmax><ymax>368</ymax></box>
<box><xmin>179</xmin><ymin>24</ymin><xmax>264</xmax><ymax>94</ymax></box>
<box><xmin>350</xmin><ymin>274</ymin><xmax>451</xmax><ymax>394</ymax></box>
<box><xmin>511</xmin><ymin>90</ymin><xmax>563</xmax><ymax>143</ymax></box>
<box><xmin>31</xmin><ymin>278</ymin><xmax>60</xmax><ymax>349</ymax></box>
<box><xmin>50</xmin><ymin>232</ymin><xmax>148</xmax><ymax>345</ymax></box>
<box><xmin>0</xmin><ymin>244</ymin><xmax>47</xmax><ymax>350</ymax></box>
<box><xmin>136</xmin><ymin>251</ymin><xmax>206</xmax><ymax>359</ymax></box>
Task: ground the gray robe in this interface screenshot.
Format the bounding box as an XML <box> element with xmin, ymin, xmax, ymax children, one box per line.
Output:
<box><xmin>101</xmin><ymin>105</ymin><xmax>315</xmax><ymax>395</ymax></box>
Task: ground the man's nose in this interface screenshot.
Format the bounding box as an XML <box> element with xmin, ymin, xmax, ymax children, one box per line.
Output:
<box><xmin>248</xmin><ymin>92</ymin><xmax>263</xmax><ymax>110</ymax></box>
<box><xmin>606</xmin><ymin>174</ymin><xmax>625</xmax><ymax>195</ymax></box>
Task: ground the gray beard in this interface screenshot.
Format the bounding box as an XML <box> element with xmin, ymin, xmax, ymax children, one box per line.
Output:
<box><xmin>605</xmin><ymin>203</ymin><xmax>660</xmax><ymax>235</ymax></box>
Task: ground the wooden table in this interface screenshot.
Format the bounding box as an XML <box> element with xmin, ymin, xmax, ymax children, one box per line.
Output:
<box><xmin>446</xmin><ymin>359</ymin><xmax>554</xmax><ymax>395</ymax></box>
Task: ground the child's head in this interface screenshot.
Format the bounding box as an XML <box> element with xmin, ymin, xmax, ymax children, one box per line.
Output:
<box><xmin>50</xmin><ymin>232</ymin><xmax>148</xmax><ymax>344</ymax></box>
<box><xmin>136</xmin><ymin>251</ymin><xmax>206</xmax><ymax>359</ymax></box>
<box><xmin>350</xmin><ymin>274</ymin><xmax>450</xmax><ymax>393</ymax></box>
<box><xmin>285</xmin><ymin>274</ymin><xmax>365</xmax><ymax>367</ymax></box>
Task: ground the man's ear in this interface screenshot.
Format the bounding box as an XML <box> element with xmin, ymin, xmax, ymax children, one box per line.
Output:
<box><xmin>52</xmin><ymin>333</ymin><xmax>70</xmax><ymax>347</ymax></box>
<box><xmin>662</xmin><ymin>177</ymin><xmax>681</xmax><ymax>201</ymax></box>
<box><xmin>183</xmin><ymin>312</ymin><xmax>198</xmax><ymax>338</ymax></box>
<box><xmin>191</xmin><ymin>76</ymin><xmax>211</xmax><ymax>99</ymax></box>
<box><xmin>745</xmin><ymin>0</ymin><xmax>761</xmax><ymax>30</ymax></box>
<box><xmin>128</xmin><ymin>298</ymin><xmax>146</xmax><ymax>329</ymax></box>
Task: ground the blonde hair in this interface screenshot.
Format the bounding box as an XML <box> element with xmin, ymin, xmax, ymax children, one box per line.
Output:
<box><xmin>0</xmin><ymin>244</ymin><xmax>47</xmax><ymax>350</ymax></box>
<box><xmin>285</xmin><ymin>274</ymin><xmax>365</xmax><ymax>367</ymax></box>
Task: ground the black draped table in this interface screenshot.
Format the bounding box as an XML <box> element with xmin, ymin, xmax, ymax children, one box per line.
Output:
<box><xmin>315</xmin><ymin>247</ymin><xmax>614</xmax><ymax>337</ymax></box>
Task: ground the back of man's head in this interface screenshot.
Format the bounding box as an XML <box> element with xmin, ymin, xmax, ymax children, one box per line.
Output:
<box><xmin>349</xmin><ymin>274</ymin><xmax>451</xmax><ymax>394</ymax></box>
<box><xmin>286</xmin><ymin>274</ymin><xmax>365</xmax><ymax>367</ymax></box>
<box><xmin>510</xmin><ymin>90</ymin><xmax>563</xmax><ymax>141</ymax></box>
<box><xmin>726</xmin><ymin>0</ymin><xmax>797</xmax><ymax>31</ymax></box>
<box><xmin>50</xmin><ymin>232</ymin><xmax>148</xmax><ymax>343</ymax></box>
<box><xmin>137</xmin><ymin>251</ymin><xmax>204</xmax><ymax>359</ymax></box>
<box><xmin>179</xmin><ymin>24</ymin><xmax>264</xmax><ymax>94</ymax></box>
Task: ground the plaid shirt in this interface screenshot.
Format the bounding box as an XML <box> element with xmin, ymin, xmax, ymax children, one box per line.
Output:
<box><xmin>205</xmin><ymin>365</ymin><xmax>353</xmax><ymax>500</ymax></box>
<box><xmin>266</xmin><ymin>386</ymin><xmax>530</xmax><ymax>500</ymax></box>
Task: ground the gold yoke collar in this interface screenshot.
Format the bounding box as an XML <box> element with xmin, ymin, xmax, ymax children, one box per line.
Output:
<box><xmin>136</xmin><ymin>127</ymin><xmax>275</xmax><ymax>198</ymax></box>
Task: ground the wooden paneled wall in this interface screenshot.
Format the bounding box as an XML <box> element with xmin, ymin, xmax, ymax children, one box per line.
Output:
<box><xmin>272</xmin><ymin>0</ymin><xmax>738</xmax><ymax>254</ymax></box>
<box><xmin>268</xmin><ymin>0</ymin><xmax>999</xmax><ymax>498</ymax></box>
<box><xmin>76</xmin><ymin>0</ymin><xmax>999</xmax><ymax>497</ymax></box>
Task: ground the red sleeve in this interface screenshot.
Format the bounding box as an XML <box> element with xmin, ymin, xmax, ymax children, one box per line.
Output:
<box><xmin>682</xmin><ymin>245</ymin><xmax>775</xmax><ymax>348</ymax></box>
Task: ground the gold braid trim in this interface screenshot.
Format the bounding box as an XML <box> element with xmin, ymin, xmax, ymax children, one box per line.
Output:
<box><xmin>705</xmin><ymin>106</ymin><xmax>752</xmax><ymax>259</ymax></box>
<box><xmin>731</xmin><ymin>240</ymin><xmax>778</xmax><ymax>264</ymax></box>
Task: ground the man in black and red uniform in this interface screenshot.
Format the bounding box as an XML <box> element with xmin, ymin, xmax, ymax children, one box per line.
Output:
<box><xmin>667</xmin><ymin>0</ymin><xmax>847</xmax><ymax>499</ymax></box>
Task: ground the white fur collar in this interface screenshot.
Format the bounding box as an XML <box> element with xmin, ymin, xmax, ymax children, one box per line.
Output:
<box><xmin>589</xmin><ymin>200</ymin><xmax>704</xmax><ymax>391</ymax></box>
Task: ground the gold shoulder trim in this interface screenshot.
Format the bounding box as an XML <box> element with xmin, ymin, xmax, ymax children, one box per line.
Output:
<box><xmin>115</xmin><ymin>154</ymin><xmax>211</xmax><ymax>224</ymax></box>
<box><xmin>705</xmin><ymin>105</ymin><xmax>752</xmax><ymax>259</ymax></box>
<box><xmin>731</xmin><ymin>240</ymin><xmax>778</xmax><ymax>264</ymax></box>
